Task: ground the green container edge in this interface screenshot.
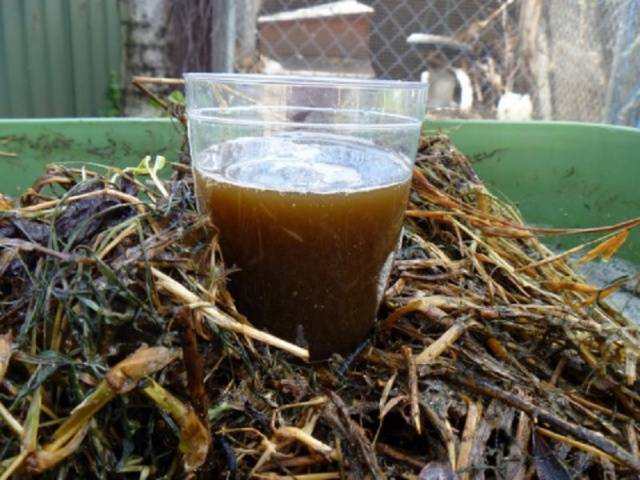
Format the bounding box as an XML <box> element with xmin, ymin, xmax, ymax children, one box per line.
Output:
<box><xmin>0</xmin><ymin>117</ymin><xmax>638</xmax><ymax>265</ymax></box>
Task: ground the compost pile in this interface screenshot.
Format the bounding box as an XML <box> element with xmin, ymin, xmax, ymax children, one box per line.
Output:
<box><xmin>1</xmin><ymin>133</ymin><xmax>640</xmax><ymax>480</ymax></box>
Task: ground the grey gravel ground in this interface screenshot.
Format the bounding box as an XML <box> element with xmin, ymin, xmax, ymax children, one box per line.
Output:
<box><xmin>573</xmin><ymin>257</ymin><xmax>640</xmax><ymax>324</ymax></box>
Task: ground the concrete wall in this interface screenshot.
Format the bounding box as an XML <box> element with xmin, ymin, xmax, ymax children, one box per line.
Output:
<box><xmin>119</xmin><ymin>0</ymin><xmax>172</xmax><ymax>116</ymax></box>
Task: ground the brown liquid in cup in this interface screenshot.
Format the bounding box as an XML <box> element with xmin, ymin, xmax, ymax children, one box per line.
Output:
<box><xmin>194</xmin><ymin>135</ymin><xmax>411</xmax><ymax>359</ymax></box>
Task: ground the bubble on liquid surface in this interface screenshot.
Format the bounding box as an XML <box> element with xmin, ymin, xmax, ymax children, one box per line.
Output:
<box><xmin>196</xmin><ymin>133</ymin><xmax>411</xmax><ymax>194</ymax></box>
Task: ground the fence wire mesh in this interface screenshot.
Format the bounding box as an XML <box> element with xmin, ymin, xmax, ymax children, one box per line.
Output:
<box><xmin>538</xmin><ymin>0</ymin><xmax>640</xmax><ymax>125</ymax></box>
<box><xmin>228</xmin><ymin>0</ymin><xmax>640</xmax><ymax>125</ymax></box>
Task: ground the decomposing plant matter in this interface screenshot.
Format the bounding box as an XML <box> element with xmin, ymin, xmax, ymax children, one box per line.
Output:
<box><xmin>1</xmin><ymin>123</ymin><xmax>639</xmax><ymax>478</ymax></box>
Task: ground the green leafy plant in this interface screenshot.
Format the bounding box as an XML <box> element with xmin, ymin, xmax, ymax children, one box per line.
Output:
<box><xmin>148</xmin><ymin>89</ymin><xmax>185</xmax><ymax>116</ymax></box>
<box><xmin>102</xmin><ymin>71</ymin><xmax>123</xmax><ymax>117</ymax></box>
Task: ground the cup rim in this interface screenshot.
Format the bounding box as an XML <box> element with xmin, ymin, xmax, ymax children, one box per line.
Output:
<box><xmin>187</xmin><ymin>105</ymin><xmax>422</xmax><ymax>130</ymax></box>
<box><xmin>183</xmin><ymin>72</ymin><xmax>427</xmax><ymax>91</ymax></box>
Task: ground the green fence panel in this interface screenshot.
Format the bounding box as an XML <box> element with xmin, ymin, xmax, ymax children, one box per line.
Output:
<box><xmin>0</xmin><ymin>0</ymin><xmax>121</xmax><ymax>118</ymax></box>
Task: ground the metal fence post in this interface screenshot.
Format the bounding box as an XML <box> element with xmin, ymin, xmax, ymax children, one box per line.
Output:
<box><xmin>211</xmin><ymin>0</ymin><xmax>236</xmax><ymax>72</ymax></box>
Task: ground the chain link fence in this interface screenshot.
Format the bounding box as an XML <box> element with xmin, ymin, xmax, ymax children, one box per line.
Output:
<box><xmin>542</xmin><ymin>0</ymin><xmax>640</xmax><ymax>126</ymax></box>
<box><xmin>226</xmin><ymin>0</ymin><xmax>640</xmax><ymax>125</ymax></box>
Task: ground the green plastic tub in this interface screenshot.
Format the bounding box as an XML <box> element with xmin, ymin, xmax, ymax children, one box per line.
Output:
<box><xmin>0</xmin><ymin>118</ymin><xmax>638</xmax><ymax>266</ymax></box>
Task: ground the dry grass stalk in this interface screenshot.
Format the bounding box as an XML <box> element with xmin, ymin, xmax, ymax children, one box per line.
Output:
<box><xmin>252</xmin><ymin>473</ymin><xmax>340</xmax><ymax>480</ymax></box>
<box><xmin>402</xmin><ymin>346</ymin><xmax>421</xmax><ymax>434</ymax></box>
<box><xmin>626</xmin><ymin>351</ymin><xmax>638</xmax><ymax>386</ymax></box>
<box><xmin>415</xmin><ymin>318</ymin><xmax>470</xmax><ymax>365</ymax></box>
<box><xmin>15</xmin><ymin>187</ymin><xmax>143</xmax><ymax>214</ymax></box>
<box><xmin>509</xmin><ymin>411</ymin><xmax>532</xmax><ymax>480</ymax></box>
<box><xmin>457</xmin><ymin>400</ymin><xmax>482</xmax><ymax>480</ymax></box>
<box><xmin>536</xmin><ymin>426</ymin><xmax>619</xmax><ymax>464</ymax></box>
<box><xmin>152</xmin><ymin>268</ymin><xmax>309</xmax><ymax>360</ymax></box>
<box><xmin>0</xmin><ymin>402</ymin><xmax>23</xmax><ymax>437</ymax></box>
<box><xmin>0</xmin><ymin>333</ymin><xmax>11</xmax><ymax>383</ymax></box>
<box><xmin>142</xmin><ymin>379</ymin><xmax>210</xmax><ymax>473</ymax></box>
<box><xmin>275</xmin><ymin>426</ymin><xmax>335</xmax><ymax>457</ymax></box>
<box><xmin>626</xmin><ymin>423</ymin><xmax>639</xmax><ymax>459</ymax></box>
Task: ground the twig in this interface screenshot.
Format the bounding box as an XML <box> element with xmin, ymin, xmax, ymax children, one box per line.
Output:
<box><xmin>626</xmin><ymin>423</ymin><xmax>638</xmax><ymax>459</ymax></box>
<box><xmin>625</xmin><ymin>351</ymin><xmax>637</xmax><ymax>387</ymax></box>
<box><xmin>260</xmin><ymin>455</ymin><xmax>328</xmax><ymax>471</ymax></box>
<box><xmin>277</xmin><ymin>396</ymin><xmax>328</xmax><ymax>413</ymax></box>
<box><xmin>564</xmin><ymin>394</ymin><xmax>622</xmax><ymax>437</ymax></box>
<box><xmin>382</xmin><ymin>296</ymin><xmax>472</xmax><ymax>331</ymax></box>
<box><xmin>375</xmin><ymin>443</ymin><xmax>424</xmax><ymax>469</ymax></box>
<box><xmin>132</xmin><ymin>76</ymin><xmax>185</xmax><ymax>86</ymax></box>
<box><xmin>338</xmin><ymin>337</ymin><xmax>370</xmax><ymax>375</ymax></box>
<box><xmin>17</xmin><ymin>188</ymin><xmax>145</xmax><ymax>214</ymax></box>
<box><xmin>536</xmin><ymin>426</ymin><xmax>619</xmax><ymax>464</ymax></box>
<box><xmin>253</xmin><ymin>473</ymin><xmax>340</xmax><ymax>480</ymax></box>
<box><xmin>457</xmin><ymin>400</ymin><xmax>482</xmax><ymax>480</ymax></box>
<box><xmin>325</xmin><ymin>391</ymin><xmax>384</xmax><ymax>479</ymax></box>
<box><xmin>419</xmin><ymin>399</ymin><xmax>458</xmax><ymax>469</ymax></box>
<box><xmin>441</xmin><ymin>371</ymin><xmax>640</xmax><ymax>471</ymax></box>
<box><xmin>509</xmin><ymin>411</ymin><xmax>531</xmax><ymax>480</ymax></box>
<box><xmin>132</xmin><ymin>76</ymin><xmax>186</xmax><ymax>124</ymax></box>
<box><xmin>249</xmin><ymin>435</ymin><xmax>278</xmax><ymax>476</ymax></box>
<box><xmin>415</xmin><ymin>318</ymin><xmax>470</xmax><ymax>365</ymax></box>
<box><xmin>275</xmin><ymin>426</ymin><xmax>335</xmax><ymax>457</ymax></box>
<box><xmin>567</xmin><ymin>394</ymin><xmax>631</xmax><ymax>422</ymax></box>
<box><xmin>0</xmin><ymin>238</ymin><xmax>90</xmax><ymax>264</ymax></box>
<box><xmin>402</xmin><ymin>346</ymin><xmax>421</xmax><ymax>434</ymax></box>
<box><xmin>515</xmin><ymin>243</ymin><xmax>585</xmax><ymax>272</ymax></box>
<box><xmin>177</xmin><ymin>307</ymin><xmax>209</xmax><ymax>425</ymax></box>
<box><xmin>570</xmin><ymin>338</ymin><xmax>640</xmax><ymax>421</ymax></box>
<box><xmin>132</xmin><ymin>79</ymin><xmax>170</xmax><ymax>112</ymax></box>
<box><xmin>549</xmin><ymin>357</ymin><xmax>567</xmax><ymax>386</ymax></box>
<box><xmin>152</xmin><ymin>268</ymin><xmax>309</xmax><ymax>361</ymax></box>
<box><xmin>456</xmin><ymin>0</ymin><xmax>515</xmax><ymax>42</ymax></box>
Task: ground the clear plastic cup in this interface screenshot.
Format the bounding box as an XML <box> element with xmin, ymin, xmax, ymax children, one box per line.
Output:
<box><xmin>185</xmin><ymin>73</ymin><xmax>427</xmax><ymax>359</ymax></box>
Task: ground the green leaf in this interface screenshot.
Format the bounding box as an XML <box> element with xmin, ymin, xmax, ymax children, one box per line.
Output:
<box><xmin>125</xmin><ymin>155</ymin><xmax>167</xmax><ymax>177</ymax></box>
<box><xmin>168</xmin><ymin>90</ymin><xmax>185</xmax><ymax>105</ymax></box>
<box><xmin>13</xmin><ymin>363</ymin><xmax>59</xmax><ymax>407</ymax></box>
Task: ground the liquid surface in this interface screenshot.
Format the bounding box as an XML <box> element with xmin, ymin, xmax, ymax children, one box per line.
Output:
<box><xmin>196</xmin><ymin>133</ymin><xmax>410</xmax><ymax>193</ymax></box>
<box><xmin>195</xmin><ymin>134</ymin><xmax>412</xmax><ymax>359</ymax></box>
